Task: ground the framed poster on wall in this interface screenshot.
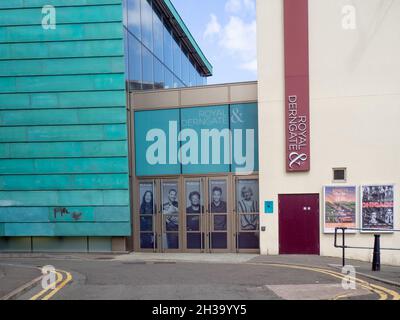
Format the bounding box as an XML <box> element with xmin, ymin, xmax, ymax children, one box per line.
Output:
<box><xmin>323</xmin><ymin>186</ymin><xmax>357</xmax><ymax>233</ymax></box>
<box><xmin>360</xmin><ymin>185</ymin><xmax>395</xmax><ymax>233</ymax></box>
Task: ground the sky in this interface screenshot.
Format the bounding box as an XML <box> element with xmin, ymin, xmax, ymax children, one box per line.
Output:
<box><xmin>171</xmin><ymin>0</ymin><xmax>257</xmax><ymax>85</ymax></box>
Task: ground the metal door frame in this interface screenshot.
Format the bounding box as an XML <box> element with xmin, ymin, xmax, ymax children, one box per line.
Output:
<box><xmin>134</xmin><ymin>174</ymin><xmax>260</xmax><ymax>253</ymax></box>
<box><xmin>134</xmin><ymin>178</ymin><xmax>157</xmax><ymax>253</ymax></box>
<box><xmin>233</xmin><ymin>175</ymin><xmax>260</xmax><ymax>253</ymax></box>
<box><xmin>182</xmin><ymin>177</ymin><xmax>206</xmax><ymax>253</ymax></box>
<box><xmin>205</xmin><ymin>176</ymin><xmax>233</xmax><ymax>253</ymax></box>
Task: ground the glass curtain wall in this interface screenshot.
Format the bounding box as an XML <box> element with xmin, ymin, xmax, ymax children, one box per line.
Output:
<box><xmin>124</xmin><ymin>0</ymin><xmax>207</xmax><ymax>91</ymax></box>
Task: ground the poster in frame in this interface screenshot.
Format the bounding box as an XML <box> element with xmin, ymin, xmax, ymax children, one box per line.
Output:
<box><xmin>323</xmin><ymin>186</ymin><xmax>357</xmax><ymax>234</ymax></box>
<box><xmin>360</xmin><ymin>184</ymin><xmax>395</xmax><ymax>233</ymax></box>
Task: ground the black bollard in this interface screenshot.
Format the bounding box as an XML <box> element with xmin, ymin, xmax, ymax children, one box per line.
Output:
<box><xmin>372</xmin><ymin>234</ymin><xmax>381</xmax><ymax>272</ymax></box>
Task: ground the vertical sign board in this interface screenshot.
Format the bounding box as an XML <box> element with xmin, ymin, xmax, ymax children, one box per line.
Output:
<box><xmin>284</xmin><ymin>0</ymin><xmax>311</xmax><ymax>172</ymax></box>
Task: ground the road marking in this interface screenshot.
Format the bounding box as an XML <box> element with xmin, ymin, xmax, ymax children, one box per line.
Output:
<box><xmin>41</xmin><ymin>270</ymin><xmax>72</xmax><ymax>300</ymax></box>
<box><xmin>333</xmin><ymin>293</ymin><xmax>353</xmax><ymax>300</ymax></box>
<box><xmin>310</xmin><ymin>266</ymin><xmax>399</xmax><ymax>300</ymax></box>
<box><xmin>247</xmin><ymin>262</ymin><xmax>399</xmax><ymax>300</ymax></box>
<box><xmin>29</xmin><ymin>270</ymin><xmax>63</xmax><ymax>300</ymax></box>
<box><xmin>309</xmin><ymin>266</ymin><xmax>388</xmax><ymax>300</ymax></box>
<box><xmin>0</xmin><ymin>275</ymin><xmax>43</xmax><ymax>300</ymax></box>
<box><xmin>29</xmin><ymin>269</ymin><xmax>72</xmax><ymax>301</ymax></box>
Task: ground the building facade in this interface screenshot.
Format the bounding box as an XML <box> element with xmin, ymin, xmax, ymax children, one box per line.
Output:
<box><xmin>257</xmin><ymin>0</ymin><xmax>400</xmax><ymax>265</ymax></box>
<box><xmin>0</xmin><ymin>0</ymin><xmax>211</xmax><ymax>252</ymax></box>
<box><xmin>124</xmin><ymin>0</ymin><xmax>211</xmax><ymax>91</ymax></box>
<box><xmin>129</xmin><ymin>83</ymin><xmax>259</xmax><ymax>253</ymax></box>
<box><xmin>1</xmin><ymin>0</ymin><xmax>399</xmax><ymax>266</ymax></box>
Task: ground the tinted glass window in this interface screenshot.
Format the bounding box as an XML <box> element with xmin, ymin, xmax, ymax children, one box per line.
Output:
<box><xmin>154</xmin><ymin>59</ymin><xmax>165</xmax><ymax>89</ymax></box>
<box><xmin>128</xmin><ymin>33</ymin><xmax>142</xmax><ymax>90</ymax></box>
<box><xmin>189</xmin><ymin>61</ymin><xmax>196</xmax><ymax>86</ymax></box>
<box><xmin>172</xmin><ymin>34</ymin><xmax>181</xmax><ymax>80</ymax></box>
<box><xmin>124</xmin><ymin>0</ymin><xmax>209</xmax><ymax>91</ymax></box>
<box><xmin>181</xmin><ymin>52</ymin><xmax>189</xmax><ymax>85</ymax></box>
<box><xmin>153</xmin><ymin>7</ymin><xmax>164</xmax><ymax>62</ymax></box>
<box><xmin>141</xmin><ymin>0</ymin><xmax>153</xmax><ymax>51</ymax></box>
<box><xmin>127</xmin><ymin>0</ymin><xmax>141</xmax><ymax>40</ymax></box>
<box><xmin>164</xmin><ymin>68</ymin><xmax>174</xmax><ymax>89</ymax></box>
<box><xmin>142</xmin><ymin>46</ymin><xmax>154</xmax><ymax>90</ymax></box>
<box><xmin>174</xmin><ymin>76</ymin><xmax>184</xmax><ymax>89</ymax></box>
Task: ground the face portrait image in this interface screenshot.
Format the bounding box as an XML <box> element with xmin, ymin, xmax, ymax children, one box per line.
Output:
<box><xmin>187</xmin><ymin>191</ymin><xmax>201</xmax><ymax>214</ymax></box>
<box><xmin>185</xmin><ymin>181</ymin><xmax>202</xmax><ymax>214</ymax></box>
<box><xmin>236</xmin><ymin>180</ymin><xmax>259</xmax><ymax>231</ymax></box>
<box><xmin>385</xmin><ymin>208</ymin><xmax>394</xmax><ymax>225</ymax></box>
<box><xmin>237</xmin><ymin>180</ymin><xmax>259</xmax><ymax>213</ymax></box>
<box><xmin>370</xmin><ymin>211</ymin><xmax>378</xmax><ymax>225</ymax></box>
<box><xmin>210</xmin><ymin>183</ymin><xmax>227</xmax><ymax>214</ymax></box>
<box><xmin>139</xmin><ymin>183</ymin><xmax>154</xmax><ymax>215</ymax></box>
<box><xmin>162</xmin><ymin>183</ymin><xmax>179</xmax><ymax>215</ymax></box>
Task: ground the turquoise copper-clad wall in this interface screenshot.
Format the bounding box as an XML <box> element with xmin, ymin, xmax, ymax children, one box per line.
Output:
<box><xmin>0</xmin><ymin>0</ymin><xmax>130</xmax><ymax>238</ymax></box>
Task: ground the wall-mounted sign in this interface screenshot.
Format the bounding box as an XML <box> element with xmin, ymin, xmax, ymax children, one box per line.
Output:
<box><xmin>284</xmin><ymin>0</ymin><xmax>311</xmax><ymax>172</ymax></box>
<box><xmin>323</xmin><ymin>186</ymin><xmax>357</xmax><ymax>233</ymax></box>
<box><xmin>361</xmin><ymin>185</ymin><xmax>395</xmax><ymax>233</ymax></box>
<box><xmin>134</xmin><ymin>104</ymin><xmax>258</xmax><ymax>176</ymax></box>
<box><xmin>264</xmin><ymin>201</ymin><xmax>274</xmax><ymax>214</ymax></box>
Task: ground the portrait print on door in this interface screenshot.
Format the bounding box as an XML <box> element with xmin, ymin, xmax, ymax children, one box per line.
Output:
<box><xmin>209</xmin><ymin>180</ymin><xmax>228</xmax><ymax>231</ymax></box>
<box><xmin>162</xmin><ymin>182</ymin><xmax>179</xmax><ymax>215</ymax></box>
<box><xmin>236</xmin><ymin>179</ymin><xmax>259</xmax><ymax>231</ymax></box>
<box><xmin>139</xmin><ymin>182</ymin><xmax>155</xmax><ymax>249</ymax></box>
<box><xmin>185</xmin><ymin>181</ymin><xmax>203</xmax><ymax>214</ymax></box>
<box><xmin>139</xmin><ymin>183</ymin><xmax>155</xmax><ymax>215</ymax></box>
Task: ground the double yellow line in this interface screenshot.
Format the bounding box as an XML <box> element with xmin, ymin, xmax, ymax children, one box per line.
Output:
<box><xmin>247</xmin><ymin>262</ymin><xmax>400</xmax><ymax>300</ymax></box>
<box><xmin>30</xmin><ymin>269</ymin><xmax>72</xmax><ymax>301</ymax></box>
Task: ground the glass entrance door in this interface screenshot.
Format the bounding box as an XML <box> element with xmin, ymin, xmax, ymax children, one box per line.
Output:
<box><xmin>137</xmin><ymin>180</ymin><xmax>157</xmax><ymax>251</ymax></box>
<box><xmin>183</xmin><ymin>178</ymin><xmax>205</xmax><ymax>252</ymax></box>
<box><xmin>234</xmin><ymin>176</ymin><xmax>260</xmax><ymax>253</ymax></box>
<box><xmin>183</xmin><ymin>177</ymin><xmax>232</xmax><ymax>252</ymax></box>
<box><xmin>206</xmin><ymin>177</ymin><xmax>232</xmax><ymax>253</ymax></box>
<box><xmin>135</xmin><ymin>176</ymin><xmax>258</xmax><ymax>253</ymax></box>
<box><xmin>135</xmin><ymin>178</ymin><xmax>181</xmax><ymax>252</ymax></box>
<box><xmin>160</xmin><ymin>179</ymin><xmax>181</xmax><ymax>252</ymax></box>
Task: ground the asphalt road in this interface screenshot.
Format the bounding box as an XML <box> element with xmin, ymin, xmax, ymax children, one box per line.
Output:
<box><xmin>0</xmin><ymin>262</ymin><xmax>41</xmax><ymax>298</ymax></box>
<box><xmin>1</xmin><ymin>255</ymin><xmax>398</xmax><ymax>300</ymax></box>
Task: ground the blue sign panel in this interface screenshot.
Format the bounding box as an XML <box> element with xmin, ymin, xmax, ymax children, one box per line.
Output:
<box><xmin>135</xmin><ymin>109</ymin><xmax>181</xmax><ymax>176</ymax></box>
<box><xmin>134</xmin><ymin>103</ymin><xmax>259</xmax><ymax>176</ymax></box>
<box><xmin>231</xmin><ymin>103</ymin><xmax>259</xmax><ymax>173</ymax></box>
<box><xmin>181</xmin><ymin>105</ymin><xmax>230</xmax><ymax>174</ymax></box>
<box><xmin>264</xmin><ymin>201</ymin><xmax>274</xmax><ymax>214</ymax></box>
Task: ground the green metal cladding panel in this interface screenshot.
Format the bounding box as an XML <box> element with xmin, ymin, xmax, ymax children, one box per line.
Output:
<box><xmin>0</xmin><ymin>1</ymin><xmax>131</xmax><ymax>238</ymax></box>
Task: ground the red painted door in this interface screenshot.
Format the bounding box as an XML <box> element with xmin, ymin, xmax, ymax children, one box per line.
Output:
<box><xmin>279</xmin><ymin>194</ymin><xmax>320</xmax><ymax>255</ymax></box>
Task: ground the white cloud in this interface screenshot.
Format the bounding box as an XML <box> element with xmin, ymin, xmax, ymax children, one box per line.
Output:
<box><xmin>203</xmin><ymin>14</ymin><xmax>222</xmax><ymax>39</ymax></box>
<box><xmin>203</xmin><ymin>0</ymin><xmax>258</xmax><ymax>76</ymax></box>
<box><xmin>225</xmin><ymin>0</ymin><xmax>255</xmax><ymax>14</ymax></box>
<box><xmin>240</xmin><ymin>59</ymin><xmax>258</xmax><ymax>72</ymax></box>
<box><xmin>219</xmin><ymin>16</ymin><xmax>256</xmax><ymax>57</ymax></box>
<box><xmin>243</xmin><ymin>0</ymin><xmax>256</xmax><ymax>12</ymax></box>
<box><xmin>218</xmin><ymin>16</ymin><xmax>257</xmax><ymax>73</ymax></box>
<box><xmin>225</xmin><ymin>0</ymin><xmax>241</xmax><ymax>13</ymax></box>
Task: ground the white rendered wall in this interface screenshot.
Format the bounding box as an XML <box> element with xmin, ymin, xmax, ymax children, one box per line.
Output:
<box><xmin>256</xmin><ymin>0</ymin><xmax>400</xmax><ymax>265</ymax></box>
